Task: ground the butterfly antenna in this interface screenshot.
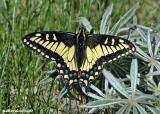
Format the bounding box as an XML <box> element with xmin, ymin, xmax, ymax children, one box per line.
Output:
<box><xmin>127</xmin><ymin>25</ymin><xmax>137</xmax><ymax>40</ymax></box>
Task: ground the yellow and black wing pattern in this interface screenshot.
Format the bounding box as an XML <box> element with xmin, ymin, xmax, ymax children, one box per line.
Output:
<box><xmin>22</xmin><ymin>31</ymin><xmax>79</xmax><ymax>85</ymax></box>
<box><xmin>22</xmin><ymin>28</ymin><xmax>136</xmax><ymax>87</ymax></box>
<box><xmin>79</xmin><ymin>34</ymin><xmax>135</xmax><ymax>85</ymax></box>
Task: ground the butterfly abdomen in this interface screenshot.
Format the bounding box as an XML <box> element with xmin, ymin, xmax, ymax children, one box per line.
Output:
<box><xmin>76</xmin><ymin>29</ymin><xmax>87</xmax><ymax>70</ymax></box>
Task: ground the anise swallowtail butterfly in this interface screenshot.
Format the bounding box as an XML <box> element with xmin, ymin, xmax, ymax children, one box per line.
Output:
<box><xmin>22</xmin><ymin>27</ymin><xmax>135</xmax><ymax>87</ymax></box>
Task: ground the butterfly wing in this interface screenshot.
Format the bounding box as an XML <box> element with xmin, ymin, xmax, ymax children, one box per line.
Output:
<box><xmin>80</xmin><ymin>34</ymin><xmax>135</xmax><ymax>85</ymax></box>
<box><xmin>22</xmin><ymin>31</ymin><xmax>78</xmax><ymax>84</ymax></box>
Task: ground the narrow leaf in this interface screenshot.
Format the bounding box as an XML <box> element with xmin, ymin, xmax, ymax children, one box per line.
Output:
<box><xmin>146</xmin><ymin>106</ymin><xmax>160</xmax><ymax>114</ymax></box>
<box><xmin>58</xmin><ymin>86</ymin><xmax>68</xmax><ymax>99</ymax></box>
<box><xmin>116</xmin><ymin>104</ymin><xmax>128</xmax><ymax>114</ymax></box>
<box><xmin>136</xmin><ymin>104</ymin><xmax>148</xmax><ymax>114</ymax></box>
<box><xmin>90</xmin><ymin>84</ymin><xmax>106</xmax><ymax>98</ymax></box>
<box><xmin>81</xmin><ymin>86</ymin><xmax>104</xmax><ymax>100</ymax></box>
<box><xmin>130</xmin><ymin>59</ymin><xmax>138</xmax><ymax>96</ymax></box>
<box><xmin>146</xmin><ymin>71</ymin><xmax>160</xmax><ymax>77</ymax></box>
<box><xmin>88</xmin><ymin>108</ymin><xmax>97</xmax><ymax>114</ymax></box>
<box><xmin>135</xmin><ymin>46</ymin><xmax>150</xmax><ymax>61</ymax></box>
<box><xmin>154</xmin><ymin>62</ymin><xmax>160</xmax><ymax>71</ymax></box>
<box><xmin>125</xmin><ymin>105</ymin><xmax>132</xmax><ymax>114</ymax></box>
<box><xmin>110</xmin><ymin>3</ymin><xmax>139</xmax><ymax>35</ymax></box>
<box><xmin>154</xmin><ymin>33</ymin><xmax>160</xmax><ymax>56</ymax></box>
<box><xmin>100</xmin><ymin>4</ymin><xmax>113</xmax><ymax>34</ymax></box>
<box><xmin>147</xmin><ymin>30</ymin><xmax>153</xmax><ymax>57</ymax></box>
<box><xmin>80</xmin><ymin>99</ymin><xmax>126</xmax><ymax>108</ymax></box>
<box><xmin>76</xmin><ymin>17</ymin><xmax>93</xmax><ymax>32</ymax></box>
<box><xmin>38</xmin><ymin>76</ymin><xmax>53</xmax><ymax>85</ymax></box>
<box><xmin>102</xmin><ymin>69</ymin><xmax>129</xmax><ymax>98</ymax></box>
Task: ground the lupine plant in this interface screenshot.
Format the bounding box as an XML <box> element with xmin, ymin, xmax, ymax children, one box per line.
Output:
<box><xmin>77</xmin><ymin>4</ymin><xmax>160</xmax><ymax>114</ymax></box>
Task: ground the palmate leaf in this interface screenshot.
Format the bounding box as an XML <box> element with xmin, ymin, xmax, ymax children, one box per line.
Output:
<box><xmin>81</xmin><ymin>58</ymin><xmax>157</xmax><ymax>113</ymax></box>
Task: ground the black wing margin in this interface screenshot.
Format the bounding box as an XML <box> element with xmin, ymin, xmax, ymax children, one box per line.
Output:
<box><xmin>86</xmin><ymin>34</ymin><xmax>136</xmax><ymax>64</ymax></box>
<box><xmin>22</xmin><ymin>31</ymin><xmax>76</xmax><ymax>61</ymax></box>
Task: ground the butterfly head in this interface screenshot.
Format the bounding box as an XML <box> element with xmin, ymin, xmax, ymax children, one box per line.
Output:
<box><xmin>77</xmin><ymin>27</ymin><xmax>86</xmax><ymax>39</ymax></box>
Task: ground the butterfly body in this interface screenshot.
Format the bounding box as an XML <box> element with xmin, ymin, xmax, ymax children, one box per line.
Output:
<box><xmin>76</xmin><ymin>28</ymin><xmax>86</xmax><ymax>70</ymax></box>
<box><xmin>22</xmin><ymin>27</ymin><xmax>135</xmax><ymax>87</ymax></box>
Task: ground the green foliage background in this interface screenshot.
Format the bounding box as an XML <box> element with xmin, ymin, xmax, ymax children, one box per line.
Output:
<box><xmin>0</xmin><ymin>0</ymin><xmax>160</xmax><ymax>113</ymax></box>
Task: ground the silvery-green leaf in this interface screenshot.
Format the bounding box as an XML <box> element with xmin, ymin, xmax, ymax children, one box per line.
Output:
<box><xmin>133</xmin><ymin>106</ymin><xmax>139</xmax><ymax>114</ymax></box>
<box><xmin>80</xmin><ymin>99</ymin><xmax>126</xmax><ymax>108</ymax></box>
<box><xmin>136</xmin><ymin>95</ymin><xmax>155</xmax><ymax>102</ymax></box>
<box><xmin>154</xmin><ymin>36</ymin><xmax>160</xmax><ymax>56</ymax></box>
<box><xmin>102</xmin><ymin>69</ymin><xmax>129</xmax><ymax>98</ymax></box>
<box><xmin>109</xmin><ymin>3</ymin><xmax>139</xmax><ymax>35</ymax></box>
<box><xmin>76</xmin><ymin>17</ymin><xmax>93</xmax><ymax>33</ymax></box>
<box><xmin>90</xmin><ymin>84</ymin><xmax>106</xmax><ymax>98</ymax></box>
<box><xmin>106</xmin><ymin>18</ymin><xmax>111</xmax><ymax>33</ymax></box>
<box><xmin>154</xmin><ymin>63</ymin><xmax>160</xmax><ymax>71</ymax></box>
<box><xmin>104</xmin><ymin>77</ymin><xmax>109</xmax><ymax>91</ymax></box>
<box><xmin>146</xmin><ymin>71</ymin><xmax>160</xmax><ymax>77</ymax></box>
<box><xmin>136</xmin><ymin>24</ymin><xmax>153</xmax><ymax>32</ymax></box>
<box><xmin>125</xmin><ymin>105</ymin><xmax>132</xmax><ymax>114</ymax></box>
<box><xmin>146</xmin><ymin>79</ymin><xmax>157</xmax><ymax>91</ymax></box>
<box><xmin>146</xmin><ymin>106</ymin><xmax>160</xmax><ymax>114</ymax></box>
<box><xmin>81</xmin><ymin>86</ymin><xmax>104</xmax><ymax>100</ymax></box>
<box><xmin>58</xmin><ymin>86</ymin><xmax>68</xmax><ymax>99</ymax></box>
<box><xmin>133</xmin><ymin>16</ymin><xmax>138</xmax><ymax>24</ymax></box>
<box><xmin>130</xmin><ymin>59</ymin><xmax>138</xmax><ymax>96</ymax></box>
<box><xmin>117</xmin><ymin>27</ymin><xmax>129</xmax><ymax>34</ymax></box>
<box><xmin>109</xmin><ymin>19</ymin><xmax>121</xmax><ymax>35</ymax></box>
<box><xmin>38</xmin><ymin>76</ymin><xmax>53</xmax><ymax>85</ymax></box>
<box><xmin>135</xmin><ymin>40</ymin><xmax>147</xmax><ymax>47</ymax></box>
<box><xmin>118</xmin><ymin>3</ymin><xmax>139</xmax><ymax>27</ymax></box>
<box><xmin>149</xmin><ymin>65</ymin><xmax>154</xmax><ymax>74</ymax></box>
<box><xmin>125</xmin><ymin>87</ymin><xmax>143</xmax><ymax>96</ymax></box>
<box><xmin>135</xmin><ymin>46</ymin><xmax>150</xmax><ymax>61</ymax></box>
<box><xmin>136</xmin><ymin>104</ymin><xmax>148</xmax><ymax>114</ymax></box>
<box><xmin>137</xmin><ymin>28</ymin><xmax>147</xmax><ymax>41</ymax></box>
<box><xmin>86</xmin><ymin>92</ymin><xmax>104</xmax><ymax>100</ymax></box>
<box><xmin>88</xmin><ymin>108</ymin><xmax>97</xmax><ymax>114</ymax></box>
<box><xmin>115</xmin><ymin>104</ymin><xmax>128</xmax><ymax>114</ymax></box>
<box><xmin>147</xmin><ymin>30</ymin><xmax>153</xmax><ymax>57</ymax></box>
<box><xmin>100</xmin><ymin>4</ymin><xmax>113</xmax><ymax>34</ymax></box>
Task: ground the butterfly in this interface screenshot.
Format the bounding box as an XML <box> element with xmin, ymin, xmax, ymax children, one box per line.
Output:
<box><xmin>22</xmin><ymin>27</ymin><xmax>135</xmax><ymax>87</ymax></box>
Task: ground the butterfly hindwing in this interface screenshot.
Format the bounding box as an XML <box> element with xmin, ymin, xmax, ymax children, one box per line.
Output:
<box><xmin>79</xmin><ymin>34</ymin><xmax>135</xmax><ymax>84</ymax></box>
<box><xmin>22</xmin><ymin>31</ymin><xmax>79</xmax><ymax>84</ymax></box>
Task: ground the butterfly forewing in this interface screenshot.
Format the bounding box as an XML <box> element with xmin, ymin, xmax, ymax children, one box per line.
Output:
<box><xmin>79</xmin><ymin>34</ymin><xmax>136</xmax><ymax>84</ymax></box>
<box><xmin>22</xmin><ymin>31</ymin><xmax>79</xmax><ymax>84</ymax></box>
